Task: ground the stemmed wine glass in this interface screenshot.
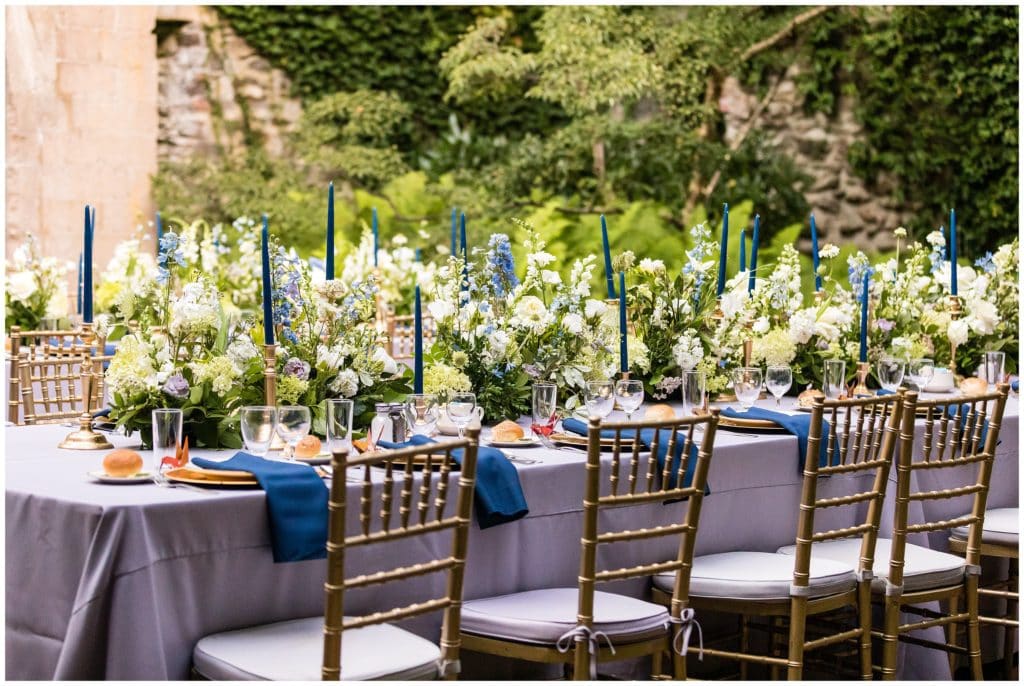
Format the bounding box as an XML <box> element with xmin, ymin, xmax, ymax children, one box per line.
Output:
<box><xmin>731</xmin><ymin>367</ymin><xmax>762</xmax><ymax>410</ymax></box>
<box><xmin>584</xmin><ymin>381</ymin><xmax>615</xmax><ymax>420</ymax></box>
<box><xmin>876</xmin><ymin>357</ymin><xmax>906</xmax><ymax>393</ymax></box>
<box><xmin>240</xmin><ymin>406</ymin><xmax>277</xmax><ymax>457</ymax></box>
<box><xmin>276</xmin><ymin>406</ymin><xmax>311</xmax><ymax>460</ymax></box>
<box><xmin>823</xmin><ymin>360</ymin><xmax>847</xmax><ymax>400</ymax></box>
<box><xmin>531</xmin><ymin>383</ymin><xmax>559</xmax><ymax>438</ymax></box>
<box><xmin>446</xmin><ymin>392</ymin><xmax>477</xmax><ymax>439</ymax></box>
<box><xmin>765</xmin><ymin>365</ymin><xmax>793</xmax><ymax>406</ymax></box>
<box><xmin>404</xmin><ymin>393</ymin><xmax>440</xmax><ymax>437</ymax></box>
<box><xmin>907</xmin><ymin>358</ymin><xmax>935</xmax><ymax>393</ymax></box>
<box><xmin>614</xmin><ymin>379</ymin><xmax>644</xmax><ymax>421</ymax></box>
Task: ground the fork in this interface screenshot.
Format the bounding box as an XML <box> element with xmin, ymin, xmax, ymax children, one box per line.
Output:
<box><xmin>152</xmin><ymin>472</ymin><xmax>216</xmax><ymax>495</ymax></box>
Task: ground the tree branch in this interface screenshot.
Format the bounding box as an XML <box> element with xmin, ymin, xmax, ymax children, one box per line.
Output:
<box><xmin>739</xmin><ymin>5</ymin><xmax>830</xmax><ymax>63</ymax></box>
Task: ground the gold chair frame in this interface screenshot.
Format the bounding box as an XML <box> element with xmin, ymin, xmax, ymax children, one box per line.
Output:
<box><xmin>386</xmin><ymin>312</ymin><xmax>435</xmax><ymax>363</ymax></box>
<box><xmin>879</xmin><ymin>384</ymin><xmax>1010</xmax><ymax>680</ymax></box>
<box><xmin>322</xmin><ymin>428</ymin><xmax>480</xmax><ymax>680</ymax></box>
<box><xmin>461</xmin><ymin>410</ymin><xmax>721</xmax><ymax>680</ymax></box>
<box><xmin>657</xmin><ymin>392</ymin><xmax>906</xmax><ymax>680</ymax></box>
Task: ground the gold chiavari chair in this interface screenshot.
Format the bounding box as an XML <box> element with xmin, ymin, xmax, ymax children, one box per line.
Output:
<box><xmin>192</xmin><ymin>430</ymin><xmax>480</xmax><ymax>680</ymax></box>
<box><xmin>459</xmin><ymin>411</ymin><xmax>720</xmax><ymax>680</ymax></box>
<box><xmin>387</xmin><ymin>312</ymin><xmax>435</xmax><ymax>364</ymax></box>
<box><xmin>948</xmin><ymin>506</ymin><xmax>1017</xmax><ymax>679</ymax></box>
<box><xmin>666</xmin><ymin>392</ymin><xmax>905</xmax><ymax>680</ymax></box>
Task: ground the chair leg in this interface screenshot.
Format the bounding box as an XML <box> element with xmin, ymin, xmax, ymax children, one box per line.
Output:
<box><xmin>1005</xmin><ymin>558</ymin><xmax>1018</xmax><ymax>680</ymax></box>
<box><xmin>573</xmin><ymin>639</ymin><xmax>589</xmax><ymax>681</ymax></box>
<box><xmin>787</xmin><ymin>597</ymin><xmax>807</xmax><ymax>681</ymax></box>
<box><xmin>739</xmin><ymin>615</ymin><xmax>749</xmax><ymax>680</ymax></box>
<box><xmin>945</xmin><ymin>593</ymin><xmax>960</xmax><ymax>676</ymax></box>
<box><xmin>966</xmin><ymin>574</ymin><xmax>984</xmax><ymax>680</ymax></box>
<box><xmin>672</xmin><ymin>639</ymin><xmax>687</xmax><ymax>681</ymax></box>
<box><xmin>651</xmin><ymin>644</ymin><xmax>663</xmax><ymax>679</ymax></box>
<box><xmin>857</xmin><ymin>581</ymin><xmax>873</xmax><ymax>680</ymax></box>
<box><xmin>769</xmin><ymin>615</ymin><xmax>781</xmax><ymax>681</ymax></box>
<box><xmin>881</xmin><ymin>594</ymin><xmax>901</xmax><ymax>681</ymax></box>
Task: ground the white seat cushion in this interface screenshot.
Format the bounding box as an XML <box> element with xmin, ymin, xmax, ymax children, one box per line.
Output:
<box><xmin>654</xmin><ymin>551</ymin><xmax>855</xmax><ymax>601</ymax></box>
<box><xmin>950</xmin><ymin>507</ymin><xmax>1019</xmax><ymax>546</ymax></box>
<box><xmin>460</xmin><ymin>588</ymin><xmax>669</xmax><ymax>645</ymax></box>
<box><xmin>193</xmin><ymin>617</ymin><xmax>440</xmax><ymax>680</ymax></box>
<box><xmin>777</xmin><ymin>538</ymin><xmax>965</xmax><ymax>593</ymax></box>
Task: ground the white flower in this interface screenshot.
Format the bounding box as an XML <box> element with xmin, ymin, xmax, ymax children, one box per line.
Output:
<box><xmin>672</xmin><ymin>332</ymin><xmax>704</xmax><ymax>370</ymax></box>
<box><xmin>530</xmin><ymin>251</ymin><xmax>556</xmax><ymax>267</ymax></box>
<box><xmin>169</xmin><ymin>281</ymin><xmax>220</xmax><ymax>337</ymax></box>
<box><xmin>45</xmin><ymin>289</ymin><xmax>68</xmax><ymax>318</ymax></box>
<box><xmin>966</xmin><ymin>299</ymin><xmax>999</xmax><ymax>335</ymax></box>
<box><xmin>788</xmin><ymin>308</ymin><xmax>816</xmax><ymax>345</ymax></box>
<box><xmin>948</xmin><ymin>319</ymin><xmax>969</xmax><ymax>347</ymax></box>
<box><xmin>372</xmin><ymin>347</ymin><xmax>399</xmax><ymax>375</ymax></box>
<box><xmin>638</xmin><ymin>258</ymin><xmax>665</xmax><ymax>273</ymax></box>
<box><xmin>752</xmin><ymin>316</ymin><xmax>770</xmax><ymax>334</ymax></box>
<box><xmin>819</xmin><ymin>243</ymin><xmax>840</xmax><ymax>260</ymax></box>
<box><xmin>926</xmin><ymin>230</ymin><xmax>946</xmax><ymax>247</ymax></box>
<box><xmin>330</xmin><ymin>369</ymin><xmax>360</xmax><ymax>398</ymax></box>
<box><xmin>511</xmin><ymin>295</ymin><xmax>554</xmax><ymax>333</ymax></box>
<box><xmin>541</xmin><ymin>269</ymin><xmax>562</xmax><ymax>285</ymax></box>
<box><xmin>562</xmin><ymin>313</ymin><xmax>584</xmax><ymax>335</ymax></box>
<box><xmin>227</xmin><ymin>337</ymin><xmax>260</xmax><ymax>370</ymax></box>
<box><xmin>428</xmin><ymin>301</ymin><xmax>456</xmax><ymax>322</ymax></box>
<box><xmin>6</xmin><ymin>271</ymin><xmax>36</xmax><ymax>302</ymax></box>
<box><xmin>486</xmin><ymin>330</ymin><xmax>510</xmax><ymax>359</ymax></box>
<box><xmin>584</xmin><ymin>299</ymin><xmax>607</xmax><ymax>319</ymax></box>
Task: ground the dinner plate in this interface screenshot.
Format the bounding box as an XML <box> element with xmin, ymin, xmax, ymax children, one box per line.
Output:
<box><xmin>294</xmin><ymin>452</ymin><xmax>332</xmax><ymax>466</ymax></box>
<box><xmin>164</xmin><ymin>467</ymin><xmax>259</xmax><ymax>488</ymax></box>
<box><xmin>697</xmin><ymin>407</ymin><xmax>791</xmax><ymax>433</ymax></box>
<box><xmin>486</xmin><ymin>437</ymin><xmax>541</xmax><ymax>449</ymax></box>
<box><xmin>549</xmin><ymin>432</ymin><xmax>618</xmax><ymax>449</ymax></box>
<box><xmin>87</xmin><ymin>470</ymin><xmax>152</xmax><ymax>485</ymax></box>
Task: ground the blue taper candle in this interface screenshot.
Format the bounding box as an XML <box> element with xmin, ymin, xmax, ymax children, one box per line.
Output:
<box><xmin>261</xmin><ymin>214</ymin><xmax>274</xmax><ymax>346</ymax></box>
<box><xmin>859</xmin><ymin>271</ymin><xmax>870</xmax><ymax>363</ymax></box>
<box><xmin>415</xmin><ymin>247</ymin><xmax>422</xmax><ymax>263</ymax></box>
<box><xmin>76</xmin><ymin>252</ymin><xmax>83</xmax><ymax>315</ymax></box>
<box><xmin>739</xmin><ymin>229</ymin><xmax>746</xmax><ymax>272</ymax></box>
<box><xmin>810</xmin><ymin>213</ymin><xmax>822</xmax><ymax>291</ymax></box>
<box><xmin>460</xmin><ymin>212</ymin><xmax>467</xmax><ymax>261</ymax></box>
<box><xmin>83</xmin><ymin>205</ymin><xmax>93</xmax><ymax>323</ymax></box>
<box><xmin>747</xmin><ymin>214</ymin><xmax>761</xmax><ymax>293</ymax></box>
<box><xmin>326</xmin><ymin>182</ymin><xmax>335</xmax><ymax>280</ymax></box>
<box><xmin>155</xmin><ymin>210</ymin><xmax>163</xmax><ymax>255</ymax></box>
<box><xmin>413</xmin><ymin>285</ymin><xmax>423</xmax><ymax>394</ymax></box>
<box><xmin>949</xmin><ymin>208</ymin><xmax>958</xmax><ymax>296</ymax></box>
<box><xmin>450</xmin><ymin>208</ymin><xmax>457</xmax><ymax>256</ymax></box>
<box><xmin>618</xmin><ymin>271</ymin><xmax>628</xmax><ymax>373</ymax></box>
<box><xmin>371</xmin><ymin>207</ymin><xmax>379</xmax><ymax>268</ymax></box>
<box><xmin>601</xmin><ymin>214</ymin><xmax>615</xmax><ymax>299</ymax></box>
<box><xmin>716</xmin><ymin>203</ymin><xmax>729</xmax><ymax>296</ymax></box>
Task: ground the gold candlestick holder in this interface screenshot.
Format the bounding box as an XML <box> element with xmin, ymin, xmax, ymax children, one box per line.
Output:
<box><xmin>853</xmin><ymin>360</ymin><xmax>872</xmax><ymax>397</ymax></box>
<box><xmin>948</xmin><ymin>294</ymin><xmax>961</xmax><ymax>375</ymax></box>
<box><xmin>263</xmin><ymin>344</ymin><xmax>277</xmax><ymax>406</ymax></box>
<box><xmin>58</xmin><ymin>322</ymin><xmax>113</xmax><ymax>450</ymax></box>
<box><xmin>814</xmin><ymin>289</ymin><xmax>825</xmax><ymax>306</ymax></box>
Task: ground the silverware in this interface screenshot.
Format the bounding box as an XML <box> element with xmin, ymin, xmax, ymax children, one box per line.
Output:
<box><xmin>152</xmin><ymin>473</ymin><xmax>217</xmax><ymax>494</ymax></box>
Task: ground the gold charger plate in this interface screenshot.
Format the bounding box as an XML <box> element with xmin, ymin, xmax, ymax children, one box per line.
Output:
<box><xmin>695</xmin><ymin>407</ymin><xmax>791</xmax><ymax>432</ymax></box>
<box><xmin>549</xmin><ymin>432</ymin><xmax>618</xmax><ymax>449</ymax></box>
<box><xmin>164</xmin><ymin>466</ymin><xmax>259</xmax><ymax>488</ymax></box>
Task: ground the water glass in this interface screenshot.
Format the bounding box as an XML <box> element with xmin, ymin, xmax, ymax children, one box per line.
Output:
<box><xmin>876</xmin><ymin>357</ymin><xmax>906</xmax><ymax>393</ymax></box>
<box><xmin>447</xmin><ymin>392</ymin><xmax>478</xmax><ymax>439</ymax></box>
<box><xmin>240</xmin><ymin>406</ymin><xmax>277</xmax><ymax>457</ymax></box>
<box><xmin>823</xmin><ymin>360</ymin><xmax>847</xmax><ymax>400</ymax></box>
<box><xmin>765</xmin><ymin>365</ymin><xmax>793</xmax><ymax>405</ymax></box>
<box><xmin>680</xmin><ymin>370</ymin><xmax>706</xmax><ymax>416</ymax></box>
<box><xmin>405</xmin><ymin>393</ymin><xmax>440</xmax><ymax>436</ymax></box>
<box><xmin>276</xmin><ymin>406</ymin><xmax>311</xmax><ymax>460</ymax></box>
<box><xmin>584</xmin><ymin>381</ymin><xmax>615</xmax><ymax>419</ymax></box>
<box><xmin>531</xmin><ymin>383</ymin><xmax>558</xmax><ymax>436</ymax></box>
<box><xmin>731</xmin><ymin>367</ymin><xmax>763</xmax><ymax>410</ymax></box>
<box><xmin>907</xmin><ymin>358</ymin><xmax>935</xmax><ymax>392</ymax></box>
<box><xmin>326</xmin><ymin>399</ymin><xmax>354</xmax><ymax>458</ymax></box>
<box><xmin>982</xmin><ymin>351</ymin><xmax>1005</xmax><ymax>390</ymax></box>
<box><xmin>151</xmin><ymin>408</ymin><xmax>183</xmax><ymax>474</ymax></box>
<box><xmin>614</xmin><ymin>379</ymin><xmax>645</xmax><ymax>421</ymax></box>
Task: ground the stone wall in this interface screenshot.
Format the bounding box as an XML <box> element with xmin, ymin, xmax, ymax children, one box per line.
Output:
<box><xmin>157</xmin><ymin>7</ymin><xmax>301</xmax><ymax>163</ymax></box>
<box><xmin>719</xmin><ymin>65</ymin><xmax>911</xmax><ymax>251</ymax></box>
<box><xmin>6</xmin><ymin>5</ymin><xmax>159</xmax><ymax>274</ymax></box>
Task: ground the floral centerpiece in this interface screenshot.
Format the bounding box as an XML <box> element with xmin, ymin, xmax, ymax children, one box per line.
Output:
<box><xmin>5</xmin><ymin>234</ymin><xmax>70</xmax><ymax>331</ymax></box>
<box><xmin>95</xmin><ymin>228</ymin><xmax>159</xmax><ymax>331</ymax></box>
<box><xmin>339</xmin><ymin>227</ymin><xmax>437</xmax><ymax>313</ymax></box>
<box><xmin>269</xmin><ymin>245</ymin><xmax>411</xmax><ymax>433</ymax></box>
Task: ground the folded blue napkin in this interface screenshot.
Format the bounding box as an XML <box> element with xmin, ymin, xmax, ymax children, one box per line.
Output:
<box><xmin>376</xmin><ymin>435</ymin><xmax>528</xmax><ymax>529</ymax></box>
<box><xmin>945</xmin><ymin>403</ymin><xmax>993</xmax><ymax>447</ymax></box>
<box><xmin>561</xmin><ymin>418</ymin><xmax>705</xmax><ymax>492</ymax></box>
<box><xmin>192</xmin><ymin>453</ymin><xmax>329</xmax><ymax>563</ymax></box>
<box><xmin>1012</xmin><ymin>379</ymin><xmax>1019</xmax><ymax>392</ymax></box>
<box><xmin>721</xmin><ymin>407</ymin><xmax>832</xmax><ymax>470</ymax></box>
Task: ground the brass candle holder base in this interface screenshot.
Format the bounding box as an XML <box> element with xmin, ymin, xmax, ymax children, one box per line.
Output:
<box><xmin>58</xmin><ymin>412</ymin><xmax>113</xmax><ymax>450</ymax></box>
<box><xmin>948</xmin><ymin>294</ymin><xmax>962</xmax><ymax>374</ymax></box>
<box><xmin>853</xmin><ymin>361</ymin><xmax>872</xmax><ymax>397</ymax></box>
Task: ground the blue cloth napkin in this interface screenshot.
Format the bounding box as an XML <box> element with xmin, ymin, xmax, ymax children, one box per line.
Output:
<box><xmin>561</xmin><ymin>418</ymin><xmax>704</xmax><ymax>492</ymax></box>
<box><xmin>1012</xmin><ymin>379</ymin><xmax>1019</xmax><ymax>392</ymax></box>
<box><xmin>945</xmin><ymin>403</ymin><xmax>993</xmax><ymax>447</ymax></box>
<box><xmin>192</xmin><ymin>453</ymin><xmax>329</xmax><ymax>563</ymax></box>
<box><xmin>376</xmin><ymin>435</ymin><xmax>529</xmax><ymax>529</ymax></box>
<box><xmin>720</xmin><ymin>407</ymin><xmax>832</xmax><ymax>470</ymax></box>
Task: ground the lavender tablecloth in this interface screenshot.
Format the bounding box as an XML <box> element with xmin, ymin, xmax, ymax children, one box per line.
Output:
<box><xmin>6</xmin><ymin>396</ymin><xmax>1018</xmax><ymax>680</ymax></box>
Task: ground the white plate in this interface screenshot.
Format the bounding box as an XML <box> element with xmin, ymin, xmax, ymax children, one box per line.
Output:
<box><xmin>294</xmin><ymin>452</ymin><xmax>332</xmax><ymax>466</ymax></box>
<box><xmin>88</xmin><ymin>470</ymin><xmax>153</xmax><ymax>485</ymax></box>
<box><xmin>486</xmin><ymin>437</ymin><xmax>541</xmax><ymax>449</ymax></box>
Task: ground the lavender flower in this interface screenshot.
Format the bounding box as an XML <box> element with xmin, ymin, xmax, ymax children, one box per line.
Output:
<box><xmin>162</xmin><ymin>372</ymin><xmax>190</xmax><ymax>399</ymax></box>
<box><xmin>875</xmin><ymin>318</ymin><xmax>895</xmax><ymax>333</ymax></box>
<box><xmin>282</xmin><ymin>357</ymin><xmax>311</xmax><ymax>380</ymax></box>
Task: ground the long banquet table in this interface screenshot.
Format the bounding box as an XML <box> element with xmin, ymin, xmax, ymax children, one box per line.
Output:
<box><xmin>6</xmin><ymin>396</ymin><xmax>1018</xmax><ymax>680</ymax></box>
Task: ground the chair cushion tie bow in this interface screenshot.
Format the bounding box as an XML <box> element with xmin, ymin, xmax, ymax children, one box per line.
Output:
<box><xmin>556</xmin><ymin>624</ymin><xmax>617</xmax><ymax>680</ymax></box>
<box><xmin>665</xmin><ymin>608</ymin><xmax>704</xmax><ymax>660</ymax></box>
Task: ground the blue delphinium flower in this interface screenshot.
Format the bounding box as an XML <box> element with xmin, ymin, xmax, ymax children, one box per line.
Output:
<box><xmin>485</xmin><ymin>234</ymin><xmax>519</xmax><ymax>298</ymax></box>
<box><xmin>156</xmin><ymin>232</ymin><xmax>186</xmax><ymax>285</ymax></box>
<box><xmin>975</xmin><ymin>252</ymin><xmax>996</xmax><ymax>274</ymax></box>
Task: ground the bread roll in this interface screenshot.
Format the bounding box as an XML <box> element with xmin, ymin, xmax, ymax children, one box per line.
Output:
<box><xmin>103</xmin><ymin>449</ymin><xmax>143</xmax><ymax>477</ymax></box>
<box><xmin>492</xmin><ymin>420</ymin><xmax>525</xmax><ymax>442</ymax></box>
<box><xmin>959</xmin><ymin>376</ymin><xmax>988</xmax><ymax>396</ymax></box>
<box><xmin>295</xmin><ymin>435</ymin><xmax>322</xmax><ymax>458</ymax></box>
<box><xmin>798</xmin><ymin>388</ymin><xmax>826</xmax><ymax>408</ymax></box>
<box><xmin>644</xmin><ymin>403</ymin><xmax>675</xmax><ymax>421</ymax></box>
